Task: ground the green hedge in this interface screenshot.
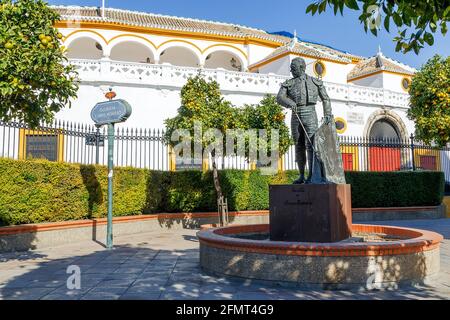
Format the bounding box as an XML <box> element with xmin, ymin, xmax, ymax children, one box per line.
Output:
<box><xmin>345</xmin><ymin>171</ymin><xmax>445</xmax><ymax>208</ymax></box>
<box><xmin>0</xmin><ymin>158</ymin><xmax>444</xmax><ymax>226</ymax></box>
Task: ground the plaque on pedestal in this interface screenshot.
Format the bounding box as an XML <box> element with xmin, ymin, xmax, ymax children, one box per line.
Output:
<box><xmin>269</xmin><ymin>184</ymin><xmax>352</xmax><ymax>243</ymax></box>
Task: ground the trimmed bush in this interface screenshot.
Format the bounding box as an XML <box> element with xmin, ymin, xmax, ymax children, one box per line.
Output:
<box><xmin>0</xmin><ymin>158</ymin><xmax>147</xmax><ymax>226</ymax></box>
<box><xmin>0</xmin><ymin>158</ymin><xmax>445</xmax><ymax>226</ymax></box>
<box><xmin>345</xmin><ymin>171</ymin><xmax>445</xmax><ymax>208</ymax></box>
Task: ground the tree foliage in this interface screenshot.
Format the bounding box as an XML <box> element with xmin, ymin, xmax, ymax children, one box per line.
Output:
<box><xmin>0</xmin><ymin>0</ymin><xmax>78</xmax><ymax>127</ymax></box>
<box><xmin>306</xmin><ymin>0</ymin><xmax>449</xmax><ymax>54</ymax></box>
<box><xmin>407</xmin><ymin>55</ymin><xmax>450</xmax><ymax>147</ymax></box>
<box><xmin>241</xmin><ymin>95</ymin><xmax>292</xmax><ymax>158</ymax></box>
<box><xmin>164</xmin><ymin>74</ymin><xmax>239</xmax><ymax>153</ymax></box>
<box><xmin>164</xmin><ymin>75</ymin><xmax>292</xmax><ymax>163</ymax></box>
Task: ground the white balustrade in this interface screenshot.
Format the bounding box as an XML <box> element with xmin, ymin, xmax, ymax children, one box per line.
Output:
<box><xmin>68</xmin><ymin>59</ymin><xmax>410</xmax><ymax>108</ymax></box>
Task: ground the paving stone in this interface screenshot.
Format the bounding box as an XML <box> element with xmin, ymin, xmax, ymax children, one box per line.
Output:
<box><xmin>0</xmin><ymin>221</ymin><xmax>449</xmax><ymax>300</ymax></box>
<box><xmin>95</xmin><ymin>279</ymin><xmax>136</xmax><ymax>288</ymax></box>
<box><xmin>0</xmin><ymin>287</ymin><xmax>56</xmax><ymax>300</ymax></box>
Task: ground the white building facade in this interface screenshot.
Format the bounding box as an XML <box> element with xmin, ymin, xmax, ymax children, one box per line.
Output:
<box><xmin>9</xmin><ymin>6</ymin><xmax>446</xmax><ymax>175</ymax></box>
<box><xmin>53</xmin><ymin>6</ymin><xmax>415</xmax><ymax>141</ymax></box>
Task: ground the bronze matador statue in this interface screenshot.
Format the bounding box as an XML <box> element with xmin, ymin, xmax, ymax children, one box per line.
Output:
<box><xmin>277</xmin><ymin>57</ymin><xmax>335</xmax><ymax>184</ymax></box>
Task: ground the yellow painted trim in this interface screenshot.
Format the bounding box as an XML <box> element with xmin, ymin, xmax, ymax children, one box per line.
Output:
<box><xmin>18</xmin><ymin>128</ymin><xmax>64</xmax><ymax>162</ymax></box>
<box><xmin>335</xmin><ymin>117</ymin><xmax>347</xmax><ymax>134</ymax></box>
<box><xmin>108</xmin><ymin>33</ymin><xmax>158</xmax><ymax>49</ymax></box>
<box><xmin>249</xmin><ymin>51</ymin><xmax>348</xmax><ymax>72</ymax></box>
<box><xmin>414</xmin><ymin>149</ymin><xmax>441</xmax><ymax>171</ymax></box>
<box><xmin>313</xmin><ymin>60</ymin><xmax>327</xmax><ymax>78</ymax></box>
<box><xmin>56</xmin><ymin>21</ymin><xmax>281</xmax><ymax>48</ymax></box>
<box><xmin>340</xmin><ymin>145</ymin><xmax>359</xmax><ymax>171</ymax></box>
<box><xmin>62</xmin><ymin>29</ymin><xmax>108</xmax><ymax>45</ymax></box>
<box><xmin>202</xmin><ymin>158</ymin><xmax>209</xmax><ymax>172</ymax></box>
<box><xmin>202</xmin><ymin>43</ymin><xmax>248</xmax><ymax>60</ymax></box>
<box><xmin>249</xmin><ymin>52</ymin><xmax>290</xmax><ymax>71</ymax></box>
<box><xmin>168</xmin><ymin>146</ymin><xmax>176</xmax><ymax>172</ymax></box>
<box><xmin>157</xmin><ymin>39</ymin><xmax>203</xmax><ymax>55</ymax></box>
<box><xmin>348</xmin><ymin>70</ymin><xmax>414</xmax><ymax>83</ymax></box>
<box><xmin>401</xmin><ymin>77</ymin><xmax>412</xmax><ymax>92</ymax></box>
<box><xmin>64</xmin><ymin>30</ymin><xmax>249</xmax><ymax>61</ymax></box>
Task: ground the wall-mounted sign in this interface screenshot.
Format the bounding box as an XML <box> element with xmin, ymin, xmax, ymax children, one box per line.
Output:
<box><xmin>91</xmin><ymin>99</ymin><xmax>132</xmax><ymax>126</ymax></box>
<box><xmin>347</xmin><ymin>112</ymin><xmax>364</xmax><ymax>125</ymax></box>
<box><xmin>26</xmin><ymin>134</ymin><xmax>58</xmax><ymax>161</ymax></box>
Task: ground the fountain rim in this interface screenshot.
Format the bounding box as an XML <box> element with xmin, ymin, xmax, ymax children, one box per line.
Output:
<box><xmin>197</xmin><ymin>224</ymin><xmax>443</xmax><ymax>257</ymax></box>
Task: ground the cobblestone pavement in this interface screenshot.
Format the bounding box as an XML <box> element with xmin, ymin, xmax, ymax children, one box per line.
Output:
<box><xmin>0</xmin><ymin>219</ymin><xmax>449</xmax><ymax>300</ymax></box>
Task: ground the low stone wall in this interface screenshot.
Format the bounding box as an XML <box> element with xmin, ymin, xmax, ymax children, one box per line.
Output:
<box><xmin>0</xmin><ymin>212</ymin><xmax>268</xmax><ymax>253</ymax></box>
<box><xmin>198</xmin><ymin>224</ymin><xmax>443</xmax><ymax>289</ymax></box>
<box><xmin>0</xmin><ymin>204</ymin><xmax>446</xmax><ymax>253</ymax></box>
<box><xmin>353</xmin><ymin>204</ymin><xmax>446</xmax><ymax>222</ymax></box>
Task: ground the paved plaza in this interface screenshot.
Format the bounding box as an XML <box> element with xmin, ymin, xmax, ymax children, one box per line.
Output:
<box><xmin>0</xmin><ymin>219</ymin><xmax>449</xmax><ymax>300</ymax></box>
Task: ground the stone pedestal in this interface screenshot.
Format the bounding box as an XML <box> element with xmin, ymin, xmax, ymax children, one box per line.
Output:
<box><xmin>269</xmin><ymin>184</ymin><xmax>352</xmax><ymax>243</ymax></box>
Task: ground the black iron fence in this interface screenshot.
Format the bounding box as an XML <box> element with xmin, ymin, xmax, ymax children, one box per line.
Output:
<box><xmin>0</xmin><ymin>120</ymin><xmax>170</xmax><ymax>170</ymax></box>
<box><xmin>1</xmin><ymin>120</ymin><xmax>449</xmax><ymax>183</ymax></box>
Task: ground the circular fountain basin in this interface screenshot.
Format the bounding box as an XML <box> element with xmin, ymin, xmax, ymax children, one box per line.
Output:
<box><xmin>197</xmin><ymin>224</ymin><xmax>443</xmax><ymax>289</ymax></box>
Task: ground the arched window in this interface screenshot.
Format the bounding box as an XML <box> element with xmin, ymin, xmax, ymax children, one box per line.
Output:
<box><xmin>110</xmin><ymin>41</ymin><xmax>155</xmax><ymax>63</ymax></box>
<box><xmin>369</xmin><ymin>119</ymin><xmax>400</xmax><ymax>140</ymax></box>
<box><xmin>159</xmin><ymin>46</ymin><xmax>200</xmax><ymax>67</ymax></box>
<box><xmin>204</xmin><ymin>51</ymin><xmax>243</xmax><ymax>71</ymax></box>
<box><xmin>66</xmin><ymin>37</ymin><xmax>103</xmax><ymax>60</ymax></box>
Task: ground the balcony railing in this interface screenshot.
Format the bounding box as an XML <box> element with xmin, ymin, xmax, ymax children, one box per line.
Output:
<box><xmin>68</xmin><ymin>59</ymin><xmax>410</xmax><ymax>109</ymax></box>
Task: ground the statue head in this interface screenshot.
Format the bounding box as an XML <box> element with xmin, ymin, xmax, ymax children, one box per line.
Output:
<box><xmin>291</xmin><ymin>57</ymin><xmax>306</xmax><ymax>78</ymax></box>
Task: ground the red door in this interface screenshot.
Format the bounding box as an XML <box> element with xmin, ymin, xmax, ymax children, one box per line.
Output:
<box><xmin>420</xmin><ymin>155</ymin><xmax>437</xmax><ymax>170</ymax></box>
<box><xmin>369</xmin><ymin>147</ymin><xmax>401</xmax><ymax>171</ymax></box>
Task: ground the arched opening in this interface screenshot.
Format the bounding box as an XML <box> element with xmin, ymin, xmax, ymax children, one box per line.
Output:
<box><xmin>159</xmin><ymin>46</ymin><xmax>200</xmax><ymax>67</ymax></box>
<box><xmin>204</xmin><ymin>50</ymin><xmax>243</xmax><ymax>71</ymax></box>
<box><xmin>369</xmin><ymin>118</ymin><xmax>402</xmax><ymax>171</ymax></box>
<box><xmin>369</xmin><ymin>119</ymin><xmax>400</xmax><ymax>139</ymax></box>
<box><xmin>110</xmin><ymin>41</ymin><xmax>155</xmax><ymax>63</ymax></box>
<box><xmin>66</xmin><ymin>37</ymin><xmax>103</xmax><ymax>60</ymax></box>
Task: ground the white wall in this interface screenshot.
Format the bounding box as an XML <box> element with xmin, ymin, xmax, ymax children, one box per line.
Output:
<box><xmin>259</xmin><ymin>55</ymin><xmax>291</xmax><ymax>76</ymax></box>
<box><xmin>55</xmin><ymin>84</ymin><xmax>270</xmax><ymax>129</ymax></box>
<box><xmin>383</xmin><ymin>72</ymin><xmax>410</xmax><ymax>93</ymax></box>
<box><xmin>350</xmin><ymin>73</ymin><xmax>383</xmax><ymax>88</ymax></box>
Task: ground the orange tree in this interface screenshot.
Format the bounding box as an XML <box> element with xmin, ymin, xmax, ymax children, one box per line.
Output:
<box><xmin>165</xmin><ymin>76</ymin><xmax>291</xmax><ymax>223</ymax></box>
<box><xmin>241</xmin><ymin>95</ymin><xmax>292</xmax><ymax>166</ymax></box>
<box><xmin>164</xmin><ymin>75</ymin><xmax>239</xmax><ymax>224</ymax></box>
<box><xmin>0</xmin><ymin>0</ymin><xmax>78</xmax><ymax>127</ymax></box>
<box><xmin>408</xmin><ymin>55</ymin><xmax>450</xmax><ymax>146</ymax></box>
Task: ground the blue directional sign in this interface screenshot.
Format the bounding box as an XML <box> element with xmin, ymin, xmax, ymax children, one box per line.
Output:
<box><xmin>90</xmin><ymin>98</ymin><xmax>132</xmax><ymax>250</ymax></box>
<box><xmin>91</xmin><ymin>99</ymin><xmax>132</xmax><ymax>125</ymax></box>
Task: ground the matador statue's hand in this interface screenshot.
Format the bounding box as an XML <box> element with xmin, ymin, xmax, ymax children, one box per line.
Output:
<box><xmin>323</xmin><ymin>115</ymin><xmax>333</xmax><ymax>125</ymax></box>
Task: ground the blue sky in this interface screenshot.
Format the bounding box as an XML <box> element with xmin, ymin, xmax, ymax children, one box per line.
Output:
<box><xmin>47</xmin><ymin>0</ymin><xmax>449</xmax><ymax>69</ymax></box>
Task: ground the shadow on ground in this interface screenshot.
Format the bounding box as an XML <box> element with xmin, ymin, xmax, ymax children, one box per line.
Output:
<box><xmin>0</xmin><ymin>237</ymin><xmax>449</xmax><ymax>300</ymax></box>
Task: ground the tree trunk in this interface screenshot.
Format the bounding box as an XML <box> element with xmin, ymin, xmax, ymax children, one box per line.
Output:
<box><xmin>211</xmin><ymin>155</ymin><xmax>227</xmax><ymax>226</ymax></box>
